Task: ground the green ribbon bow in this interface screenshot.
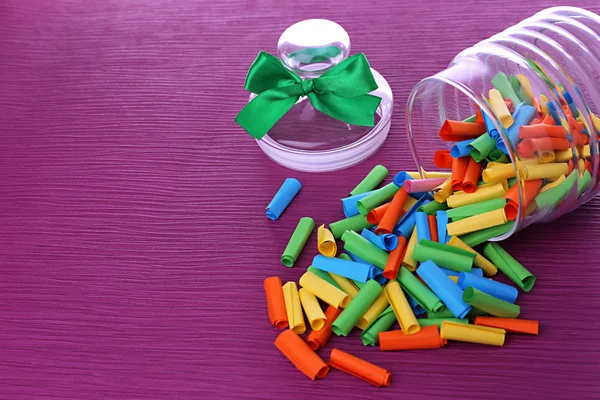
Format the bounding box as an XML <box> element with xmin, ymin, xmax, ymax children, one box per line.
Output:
<box><xmin>235</xmin><ymin>51</ymin><xmax>382</xmax><ymax>139</ymax></box>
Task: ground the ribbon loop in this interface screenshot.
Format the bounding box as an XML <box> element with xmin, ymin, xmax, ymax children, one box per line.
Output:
<box><xmin>300</xmin><ymin>79</ymin><xmax>314</xmax><ymax>96</ymax></box>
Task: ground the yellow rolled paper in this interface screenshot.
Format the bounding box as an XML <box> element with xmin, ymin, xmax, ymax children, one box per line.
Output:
<box><xmin>403</xmin><ymin>195</ymin><xmax>418</xmax><ymax>211</ymax></box>
<box><xmin>384</xmin><ymin>280</ymin><xmax>421</xmax><ymax>335</ymax></box>
<box><xmin>517</xmin><ymin>74</ymin><xmax>534</xmax><ymax>103</ymax></box>
<box><xmin>433</xmin><ymin>177</ymin><xmax>453</xmax><ymax>203</ymax></box>
<box><xmin>519</xmin><ymin>163</ymin><xmax>569</xmax><ymax>180</ymax></box>
<box><xmin>489</xmin><ymin>88</ymin><xmax>513</xmax><ymax>128</ymax></box>
<box><xmin>447</xmin><ymin>183</ymin><xmax>506</xmax><ymax>208</ymax></box>
<box><xmin>441</xmin><ymin>320</ymin><xmax>506</xmax><ymax>346</ymax></box>
<box><xmin>582</xmin><ymin>144</ymin><xmax>591</xmax><ymax>159</ymax></box>
<box><xmin>482</xmin><ymin>163</ymin><xmax>516</xmax><ymax>183</ymax></box>
<box><xmin>448</xmin><ymin>236</ymin><xmax>498</xmax><ymax>277</ymax></box>
<box><xmin>423</xmin><ymin>171</ymin><xmax>452</xmax><ymax>179</ymax></box>
<box><xmin>283</xmin><ymin>281</ymin><xmax>306</xmax><ymax>334</ymax></box>
<box><xmin>540</xmin><ymin>94</ymin><xmax>549</xmax><ymax>115</ymax></box>
<box><xmin>578</xmin><ymin>159</ymin><xmax>586</xmax><ymax>174</ymax></box>
<box><xmin>317</xmin><ymin>224</ymin><xmax>337</xmax><ymax>257</ymax></box>
<box><xmin>299</xmin><ymin>271</ymin><xmax>351</xmax><ymax>309</ymax></box>
<box><xmin>554</xmin><ymin>148</ymin><xmax>573</xmax><ymax>162</ymax></box>
<box><xmin>537</xmin><ymin>151</ymin><xmax>555</xmax><ymax>163</ymax></box>
<box><xmin>401</xmin><ymin>229</ymin><xmax>419</xmax><ymax>272</ymax></box>
<box><xmin>299</xmin><ymin>288</ymin><xmax>326</xmax><ymax>331</ymax></box>
<box><xmin>329</xmin><ymin>273</ymin><xmax>360</xmax><ymax>299</ymax></box>
<box><xmin>538</xmin><ymin>175</ymin><xmax>566</xmax><ymax>194</ymax></box>
<box><xmin>448</xmin><ymin>276</ymin><xmax>459</xmax><ymax>283</ymax></box>
<box><xmin>447</xmin><ymin>208</ymin><xmax>508</xmax><ymax>237</ymax></box>
<box><xmin>356</xmin><ymin>291</ymin><xmax>390</xmax><ymax>330</ymax></box>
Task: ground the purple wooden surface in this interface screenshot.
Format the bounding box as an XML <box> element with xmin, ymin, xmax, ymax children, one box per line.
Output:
<box><xmin>1</xmin><ymin>0</ymin><xmax>600</xmax><ymax>398</ymax></box>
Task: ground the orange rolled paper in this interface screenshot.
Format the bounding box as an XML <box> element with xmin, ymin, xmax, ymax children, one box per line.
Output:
<box><xmin>533</xmin><ymin>97</ymin><xmax>543</xmax><ymax>116</ymax></box>
<box><xmin>428</xmin><ymin>215</ymin><xmax>438</xmax><ymax>242</ymax></box>
<box><xmin>383</xmin><ymin>236</ymin><xmax>407</xmax><ymax>280</ymax></box>
<box><xmin>517</xmin><ymin>137</ymin><xmax>571</xmax><ymax>158</ymax></box>
<box><xmin>275</xmin><ymin>329</ymin><xmax>330</xmax><ymax>380</ymax></box>
<box><xmin>434</xmin><ymin>149</ymin><xmax>454</xmax><ymax>168</ymax></box>
<box><xmin>366</xmin><ymin>202</ymin><xmax>391</xmax><ymax>224</ymax></box>
<box><xmin>568</xmin><ymin>114</ymin><xmax>584</xmax><ymax>132</ymax></box>
<box><xmin>306</xmin><ymin>306</ymin><xmax>343</xmax><ymax>351</ymax></box>
<box><xmin>451</xmin><ymin>157</ymin><xmax>470</xmax><ymax>191</ymax></box>
<box><xmin>474</xmin><ymin>316</ymin><xmax>539</xmax><ymax>335</ymax></box>
<box><xmin>503</xmin><ymin>179</ymin><xmax>542</xmax><ymax>220</ymax></box>
<box><xmin>264</xmin><ymin>277</ymin><xmax>289</xmax><ymax>329</ymax></box>
<box><xmin>462</xmin><ymin>158</ymin><xmax>483</xmax><ymax>193</ymax></box>
<box><xmin>379</xmin><ymin>325</ymin><xmax>446</xmax><ymax>351</ymax></box>
<box><xmin>519</xmin><ymin>124</ymin><xmax>567</xmax><ymax>139</ymax></box>
<box><xmin>439</xmin><ymin>120</ymin><xmax>487</xmax><ymax>142</ymax></box>
<box><xmin>475</xmin><ymin>109</ymin><xmax>485</xmax><ymax>124</ymax></box>
<box><xmin>541</xmin><ymin>114</ymin><xmax>555</xmax><ymax>125</ymax></box>
<box><xmin>329</xmin><ymin>348</ymin><xmax>391</xmax><ymax>387</ymax></box>
<box><xmin>573</xmin><ymin>129</ymin><xmax>588</xmax><ymax>146</ymax></box>
<box><xmin>376</xmin><ymin>188</ymin><xmax>408</xmax><ymax>235</ymax></box>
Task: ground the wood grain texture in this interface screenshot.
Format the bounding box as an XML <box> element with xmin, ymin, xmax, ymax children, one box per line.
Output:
<box><xmin>1</xmin><ymin>0</ymin><xmax>599</xmax><ymax>398</ymax></box>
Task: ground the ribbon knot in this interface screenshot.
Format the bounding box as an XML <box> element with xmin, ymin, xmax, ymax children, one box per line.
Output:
<box><xmin>235</xmin><ymin>51</ymin><xmax>382</xmax><ymax>140</ymax></box>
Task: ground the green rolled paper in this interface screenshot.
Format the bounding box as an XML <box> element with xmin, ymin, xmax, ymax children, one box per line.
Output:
<box><xmin>329</xmin><ymin>214</ymin><xmax>374</xmax><ymax>239</ymax></box>
<box><xmin>281</xmin><ymin>217</ymin><xmax>314</xmax><ymax>267</ymax></box>
<box><xmin>488</xmin><ymin>150</ymin><xmax>508</xmax><ymax>163</ymax></box>
<box><xmin>462</xmin><ymin>287</ymin><xmax>520</xmax><ymax>318</ymax></box>
<box><xmin>418</xmin><ymin>318</ymin><xmax>468</xmax><ymax>329</ymax></box>
<box><xmin>491</xmin><ymin>71</ymin><xmax>521</xmax><ymax>106</ymax></box>
<box><xmin>534</xmin><ymin>170</ymin><xmax>578</xmax><ymax>210</ymax></box>
<box><xmin>459</xmin><ymin>221</ymin><xmax>515</xmax><ymax>247</ymax></box>
<box><xmin>483</xmin><ymin>242</ymin><xmax>535</xmax><ymax>292</ymax></box>
<box><xmin>332</xmin><ymin>279</ymin><xmax>382</xmax><ymax>336</ymax></box>
<box><xmin>510</xmin><ymin>74</ymin><xmax>531</xmax><ymax>105</ymax></box>
<box><xmin>356</xmin><ymin>182</ymin><xmax>399</xmax><ymax>215</ymax></box>
<box><xmin>307</xmin><ymin>266</ymin><xmax>342</xmax><ymax>290</ymax></box>
<box><xmin>463</xmin><ymin>114</ymin><xmax>477</xmax><ymax>123</ymax></box>
<box><xmin>470</xmin><ymin>133</ymin><xmax>497</xmax><ymax>163</ymax></box>
<box><xmin>507</xmin><ymin>177</ymin><xmax>517</xmax><ymax>188</ymax></box>
<box><xmin>360</xmin><ymin>306</ymin><xmax>396</xmax><ymax>346</ymax></box>
<box><xmin>350</xmin><ymin>165</ymin><xmax>389</xmax><ymax>196</ymax></box>
<box><xmin>339</xmin><ymin>253</ymin><xmax>365</xmax><ymax>289</ymax></box>
<box><xmin>577</xmin><ymin>170</ymin><xmax>592</xmax><ymax>197</ymax></box>
<box><xmin>418</xmin><ymin>200</ymin><xmax>448</xmax><ymax>215</ymax></box>
<box><xmin>446</xmin><ymin>198</ymin><xmax>506</xmax><ymax>220</ymax></box>
<box><xmin>397</xmin><ymin>267</ymin><xmax>444</xmax><ymax>313</ymax></box>
<box><xmin>412</xmin><ymin>239</ymin><xmax>475</xmax><ymax>273</ymax></box>
<box><xmin>341</xmin><ymin>230</ymin><xmax>389</xmax><ymax>269</ymax></box>
<box><xmin>427</xmin><ymin>306</ymin><xmax>488</xmax><ymax>319</ymax></box>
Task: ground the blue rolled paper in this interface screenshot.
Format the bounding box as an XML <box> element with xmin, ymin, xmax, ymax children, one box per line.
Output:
<box><xmin>483</xmin><ymin>110</ymin><xmax>501</xmax><ymax>140</ymax></box>
<box><xmin>405</xmin><ymin>289</ymin><xmax>426</xmax><ymax>316</ymax></box>
<box><xmin>312</xmin><ymin>254</ymin><xmax>377</xmax><ymax>283</ymax></box>
<box><xmin>415</xmin><ymin>211</ymin><xmax>431</xmax><ymax>243</ymax></box>
<box><xmin>457</xmin><ymin>271</ymin><xmax>519</xmax><ymax>303</ymax></box>
<box><xmin>394</xmin><ymin>195</ymin><xmax>430</xmax><ymax>238</ymax></box>
<box><xmin>497</xmin><ymin>103</ymin><xmax>535</xmax><ymax>154</ymax></box>
<box><xmin>360</xmin><ymin>228</ymin><xmax>398</xmax><ymax>251</ymax></box>
<box><xmin>417</xmin><ymin>260</ymin><xmax>471</xmax><ymax>319</ymax></box>
<box><xmin>436</xmin><ymin>211</ymin><xmax>448</xmax><ymax>244</ymax></box>
<box><xmin>342</xmin><ymin>190</ymin><xmax>376</xmax><ymax>218</ymax></box>
<box><xmin>547</xmin><ymin>101</ymin><xmax>562</xmax><ymax>126</ymax></box>
<box><xmin>439</xmin><ymin>267</ymin><xmax>483</xmax><ymax>277</ymax></box>
<box><xmin>393</xmin><ymin>171</ymin><xmax>414</xmax><ymax>187</ymax></box>
<box><xmin>266</xmin><ymin>178</ymin><xmax>301</xmax><ymax>220</ymax></box>
<box><xmin>450</xmin><ymin>139</ymin><xmax>475</xmax><ymax>158</ymax></box>
<box><xmin>563</xmin><ymin>91</ymin><xmax>579</xmax><ymax>118</ymax></box>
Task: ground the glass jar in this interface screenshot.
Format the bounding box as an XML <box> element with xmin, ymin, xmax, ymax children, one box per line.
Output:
<box><xmin>406</xmin><ymin>6</ymin><xmax>600</xmax><ymax>240</ymax></box>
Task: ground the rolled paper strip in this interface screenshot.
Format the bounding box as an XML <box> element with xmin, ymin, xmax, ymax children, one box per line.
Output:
<box><xmin>329</xmin><ymin>214</ymin><xmax>374</xmax><ymax>239</ymax></box>
<box><xmin>534</xmin><ymin>170</ymin><xmax>578</xmax><ymax>210</ymax></box>
<box><xmin>451</xmin><ymin>157</ymin><xmax>469</xmax><ymax>191</ymax></box>
<box><xmin>578</xmin><ymin>170</ymin><xmax>592</xmax><ymax>197</ymax></box>
<box><xmin>275</xmin><ymin>330</ymin><xmax>330</xmax><ymax>380</ymax></box>
<box><xmin>474</xmin><ymin>316</ymin><xmax>539</xmax><ymax>335</ymax></box>
<box><xmin>404</xmin><ymin>178</ymin><xmax>447</xmax><ymax>193</ymax></box>
<box><xmin>434</xmin><ymin>149</ymin><xmax>454</xmax><ymax>168</ymax></box>
<box><xmin>519</xmin><ymin>162</ymin><xmax>569</xmax><ymax>180</ymax></box>
<box><xmin>366</xmin><ymin>202</ymin><xmax>390</xmax><ymax>224</ymax></box>
<box><xmin>281</xmin><ymin>217</ymin><xmax>315</xmax><ymax>267</ymax></box>
<box><xmin>459</xmin><ymin>221</ymin><xmax>514</xmax><ymax>247</ymax></box>
<box><xmin>482</xmin><ymin>163</ymin><xmax>516</xmax><ymax>183</ymax></box>
<box><xmin>342</xmin><ymin>230</ymin><xmax>389</xmax><ymax>269</ymax></box>
<box><xmin>440</xmin><ymin>320</ymin><xmax>505</xmax><ymax>346</ymax></box>
<box><xmin>417</xmin><ymin>260</ymin><xmax>471</xmax><ymax>319</ymax></box>
<box><xmin>350</xmin><ymin>165</ymin><xmax>389</xmax><ymax>196</ymax></box>
<box><xmin>264</xmin><ymin>277</ymin><xmax>289</xmax><ymax>329</ymax></box>
<box><xmin>357</xmin><ymin>290</ymin><xmax>390</xmax><ymax>330</ymax></box>
<box><xmin>379</xmin><ymin>325</ymin><xmax>446</xmax><ymax>351</ymax></box>
<box><xmin>539</xmin><ymin>94</ymin><xmax>549</xmax><ymax>114</ymax></box>
<box><xmin>518</xmin><ymin>137</ymin><xmax>571</xmax><ymax>158</ymax></box>
<box><xmin>383</xmin><ymin>236</ymin><xmax>406</xmax><ymax>280</ymax></box>
<box><xmin>538</xmin><ymin>174</ymin><xmax>566</xmax><ymax>194</ymax></box>
<box><xmin>491</xmin><ymin>71</ymin><xmax>521</xmax><ymax>107</ymax></box>
<box><xmin>357</xmin><ymin>183</ymin><xmax>400</xmax><ymax>215</ymax></box>
<box><xmin>483</xmin><ymin>243</ymin><xmax>536</xmax><ymax>292</ymax></box>
<box><xmin>398</xmin><ymin>267</ymin><xmax>444</xmax><ymax>313</ymax></box>
<box><xmin>503</xmin><ymin>179</ymin><xmax>542</xmax><ymax>221</ymax></box>
<box><xmin>339</xmin><ymin>254</ymin><xmax>366</xmax><ymax>290</ymax></box>
<box><xmin>439</xmin><ymin>120</ymin><xmax>487</xmax><ymax>142</ymax></box>
<box><xmin>488</xmin><ymin>149</ymin><xmax>508</xmax><ymax>162</ymax></box>
<box><xmin>422</xmin><ymin>171</ymin><xmax>452</xmax><ymax>179</ymax></box>
<box><xmin>406</xmin><ymin>291</ymin><xmax>426</xmax><ymax>316</ymax></box>
<box><xmin>448</xmin><ymin>236</ymin><xmax>497</xmax><ymax>277</ymax></box>
<box><xmin>450</xmin><ymin>139</ymin><xmax>476</xmax><ymax>158</ymax></box>
<box><xmin>433</xmin><ymin>177</ymin><xmax>453</xmax><ymax>202</ymax></box>
<box><xmin>457</xmin><ymin>272</ymin><xmax>518</xmax><ymax>303</ymax></box>
<box><xmin>306</xmin><ymin>306</ymin><xmax>342</xmax><ymax>351</ymax></box>
<box><xmin>547</xmin><ymin>101</ymin><xmax>561</xmax><ymax>125</ymax></box>
<box><xmin>461</xmin><ymin>158</ymin><xmax>483</xmax><ymax>193</ymax></box>
<box><xmin>507</xmin><ymin>177</ymin><xmax>518</xmax><ymax>187</ymax></box>
<box><xmin>436</xmin><ymin>211</ymin><xmax>448</xmax><ymax>244</ymax></box>
<box><xmin>317</xmin><ymin>224</ymin><xmax>337</xmax><ymax>257</ymax></box>
<box><xmin>427</xmin><ymin>306</ymin><xmax>488</xmax><ymax>319</ymax></box>
<box><xmin>384</xmin><ymin>280</ymin><xmax>421</xmax><ymax>335</ymax></box>
<box><xmin>415</xmin><ymin>211</ymin><xmax>431</xmax><ymax>243</ymax></box>
<box><xmin>393</xmin><ymin>194</ymin><xmax>429</xmax><ymax>237</ymax></box>
<box><xmin>393</xmin><ymin>171</ymin><xmax>417</xmax><ymax>187</ymax></box>
<box><xmin>360</xmin><ymin>228</ymin><xmax>398</xmax><ymax>251</ymax></box>
<box><xmin>401</xmin><ymin>229</ymin><xmax>419</xmax><ymax>271</ymax></box>
<box><xmin>299</xmin><ymin>271</ymin><xmax>351</xmax><ymax>308</ymax></box>
<box><xmin>447</xmin><ymin>182</ymin><xmax>506</xmax><ymax>208</ymax></box>
<box><xmin>475</xmin><ymin>109</ymin><xmax>485</xmax><ymax>124</ymax></box>
<box><xmin>360</xmin><ymin>306</ymin><xmax>396</xmax><ymax>345</ymax></box>
<box><xmin>482</xmin><ymin>110</ymin><xmax>500</xmax><ymax>140</ymax></box>
<box><xmin>447</xmin><ymin>208</ymin><xmax>508</xmax><ymax>237</ymax></box>
<box><xmin>439</xmin><ymin>266</ymin><xmax>482</xmax><ymax>277</ymax></box>
<box><xmin>554</xmin><ymin>148</ymin><xmax>573</xmax><ymax>162</ymax></box>
<box><xmin>307</xmin><ymin>266</ymin><xmax>342</xmax><ymax>290</ymax></box>
<box><xmin>312</xmin><ymin>254</ymin><xmax>377</xmax><ymax>283</ymax></box>
<box><xmin>517</xmin><ymin>74</ymin><xmax>534</xmax><ymax>103</ymax></box>
<box><xmin>470</xmin><ymin>133</ymin><xmax>497</xmax><ymax>163</ymax></box>
<box><xmin>329</xmin><ymin>348</ymin><xmax>391</xmax><ymax>387</ymax></box>
<box><xmin>412</xmin><ymin>239</ymin><xmax>475</xmax><ymax>273</ymax></box>
<box><xmin>446</xmin><ymin>197</ymin><xmax>506</xmax><ymax>220</ymax></box>
<box><xmin>418</xmin><ymin>318</ymin><xmax>468</xmax><ymax>329</ymax></box>
<box><xmin>511</xmin><ymin>75</ymin><xmax>530</xmax><ymax>104</ymax></box>
<box><xmin>519</xmin><ymin>124</ymin><xmax>568</xmax><ymax>139</ymax></box>
<box><xmin>332</xmin><ymin>280</ymin><xmax>382</xmax><ymax>336</ymax></box>
<box><xmin>428</xmin><ymin>215</ymin><xmax>438</xmax><ymax>242</ymax></box>
<box><xmin>418</xmin><ymin>200</ymin><xmax>448</xmax><ymax>215</ymax></box>
<box><xmin>463</xmin><ymin>114</ymin><xmax>476</xmax><ymax>123</ymax></box>
<box><xmin>299</xmin><ymin>288</ymin><xmax>327</xmax><ymax>331</ymax></box>
<box><xmin>498</xmin><ymin>104</ymin><xmax>536</xmax><ymax>154</ymax></box>
<box><xmin>328</xmin><ymin>273</ymin><xmax>360</xmax><ymax>298</ymax></box>
<box><xmin>489</xmin><ymin>88</ymin><xmax>514</xmax><ymax>128</ymax></box>
<box><xmin>266</xmin><ymin>178</ymin><xmax>302</xmax><ymax>220</ymax></box>
<box><xmin>462</xmin><ymin>287</ymin><xmax>520</xmax><ymax>318</ymax></box>
<box><xmin>376</xmin><ymin>187</ymin><xmax>408</xmax><ymax>234</ymax></box>
<box><xmin>282</xmin><ymin>282</ymin><xmax>306</xmax><ymax>334</ymax></box>
<box><xmin>342</xmin><ymin>191</ymin><xmax>376</xmax><ymax>218</ymax></box>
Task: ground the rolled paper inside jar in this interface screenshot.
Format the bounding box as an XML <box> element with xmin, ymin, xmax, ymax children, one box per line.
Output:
<box><xmin>397</xmin><ymin>266</ymin><xmax>445</xmax><ymax>313</ymax></box>
<box><xmin>447</xmin><ymin>182</ymin><xmax>507</xmax><ymax>208</ymax></box>
<box><xmin>306</xmin><ymin>305</ymin><xmax>342</xmax><ymax>351</ymax></box>
<box><xmin>376</xmin><ymin>187</ymin><xmax>409</xmax><ymax>234</ymax></box>
<box><xmin>518</xmin><ymin>162</ymin><xmax>569</xmax><ymax>180</ymax></box>
<box><xmin>436</xmin><ymin>211</ymin><xmax>449</xmax><ymax>244</ymax></box>
<box><xmin>357</xmin><ymin>183</ymin><xmax>400</xmax><ymax>215</ymax></box>
<box><xmin>317</xmin><ymin>224</ymin><xmax>337</xmax><ymax>257</ymax></box>
<box><xmin>357</xmin><ymin>290</ymin><xmax>390</xmax><ymax>331</ymax></box>
<box><xmin>439</xmin><ymin>120</ymin><xmax>487</xmax><ymax>142</ymax></box>
<box><xmin>462</xmin><ymin>287</ymin><xmax>520</xmax><ymax>318</ymax></box>
<box><xmin>418</xmin><ymin>318</ymin><xmax>468</xmax><ymax>329</ymax></box>
<box><xmin>461</xmin><ymin>158</ymin><xmax>483</xmax><ymax>193</ymax></box>
<box><xmin>401</xmin><ymin>229</ymin><xmax>419</xmax><ymax>271</ymax></box>
<box><xmin>470</xmin><ymin>133</ymin><xmax>497</xmax><ymax>162</ymax></box>
<box><xmin>416</xmin><ymin>260</ymin><xmax>471</xmax><ymax>319</ymax></box>
<box><xmin>491</xmin><ymin>71</ymin><xmax>521</xmax><ymax>107</ymax></box>
<box><xmin>446</xmin><ymin>208</ymin><xmax>508</xmax><ymax>237</ymax></box>
<box><xmin>361</xmin><ymin>228</ymin><xmax>398</xmax><ymax>251</ymax></box>
<box><xmin>282</xmin><ymin>282</ymin><xmax>306</xmax><ymax>334</ymax></box>
<box><xmin>350</xmin><ymin>165</ymin><xmax>389</xmax><ymax>196</ymax></box>
<box><xmin>474</xmin><ymin>316</ymin><xmax>539</xmax><ymax>335</ymax></box>
<box><xmin>498</xmin><ymin>104</ymin><xmax>536</xmax><ymax>154</ymax></box>
<box><xmin>538</xmin><ymin>174</ymin><xmax>566</xmax><ymax>194</ymax></box>
<box><xmin>342</xmin><ymin>230</ymin><xmax>389</xmax><ymax>269</ymax></box>
<box><xmin>446</xmin><ymin>197</ymin><xmax>506</xmax><ymax>220</ymax></box>
<box><xmin>482</xmin><ymin>163</ymin><xmax>516</xmax><ymax>183</ymax></box>
<box><xmin>519</xmin><ymin>124</ymin><xmax>568</xmax><ymax>139</ymax></box>
<box><xmin>434</xmin><ymin>149</ymin><xmax>454</xmax><ymax>168</ymax></box>
<box><xmin>517</xmin><ymin>74</ymin><xmax>534</xmax><ymax>103</ymax></box>
<box><xmin>517</xmin><ymin>137</ymin><xmax>571</xmax><ymax>158</ymax></box>
<box><xmin>379</xmin><ymin>325</ymin><xmax>446</xmax><ymax>351</ymax></box>
<box><xmin>482</xmin><ymin>110</ymin><xmax>500</xmax><ymax>140</ymax></box>
<box><xmin>299</xmin><ymin>271</ymin><xmax>351</xmax><ymax>308</ymax></box>
<box><xmin>329</xmin><ymin>214</ymin><xmax>374</xmax><ymax>239</ymax></box>
<box><xmin>312</xmin><ymin>254</ymin><xmax>378</xmax><ymax>283</ymax></box>
<box><xmin>264</xmin><ymin>276</ymin><xmax>289</xmax><ymax>329</ymax></box>
<box><xmin>332</xmin><ymin>280</ymin><xmax>382</xmax><ymax>337</ymax></box>
<box><xmin>451</xmin><ymin>157</ymin><xmax>470</xmax><ymax>190</ymax></box>
<box><xmin>447</xmin><ymin>236</ymin><xmax>498</xmax><ymax>276</ymax></box>
<box><xmin>404</xmin><ymin>178</ymin><xmax>448</xmax><ymax>193</ymax></box>
<box><xmin>384</xmin><ymin>280</ymin><xmax>421</xmax><ymax>335</ymax></box>
<box><xmin>440</xmin><ymin>320</ymin><xmax>505</xmax><ymax>346</ymax></box>
<box><xmin>428</xmin><ymin>215</ymin><xmax>439</xmax><ymax>242</ymax></box>
<box><xmin>412</xmin><ymin>239</ymin><xmax>475</xmax><ymax>273</ymax></box>
<box><xmin>578</xmin><ymin>170</ymin><xmax>592</xmax><ymax>197</ymax></box>
<box><xmin>503</xmin><ymin>179</ymin><xmax>542</xmax><ymax>221</ymax></box>
<box><xmin>275</xmin><ymin>330</ymin><xmax>330</xmax><ymax>380</ymax></box>
<box><xmin>342</xmin><ymin>190</ymin><xmax>377</xmax><ymax>218</ymax></box>
<box><xmin>534</xmin><ymin>170</ymin><xmax>578</xmax><ymax>210</ymax></box>
<box><xmin>299</xmin><ymin>288</ymin><xmax>327</xmax><ymax>331</ymax></box>
<box><xmin>483</xmin><ymin>242</ymin><xmax>536</xmax><ymax>292</ymax></box>
<box><xmin>266</xmin><ymin>178</ymin><xmax>302</xmax><ymax>220</ymax></box>
<box><xmin>458</xmin><ymin>272</ymin><xmax>518</xmax><ymax>303</ymax></box>
<box><xmin>383</xmin><ymin>236</ymin><xmax>406</xmax><ymax>280</ymax></box>
<box><xmin>328</xmin><ymin>348</ymin><xmax>392</xmax><ymax>387</ymax></box>
<box><xmin>366</xmin><ymin>202</ymin><xmax>391</xmax><ymax>224</ymax></box>
<box><xmin>450</xmin><ymin>139</ymin><xmax>476</xmax><ymax>158</ymax></box>
<box><xmin>489</xmin><ymin>88</ymin><xmax>514</xmax><ymax>128</ymax></box>
<box><xmin>360</xmin><ymin>306</ymin><xmax>396</xmax><ymax>346</ymax></box>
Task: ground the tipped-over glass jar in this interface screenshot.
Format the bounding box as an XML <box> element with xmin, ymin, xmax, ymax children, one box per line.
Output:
<box><xmin>406</xmin><ymin>6</ymin><xmax>600</xmax><ymax>240</ymax></box>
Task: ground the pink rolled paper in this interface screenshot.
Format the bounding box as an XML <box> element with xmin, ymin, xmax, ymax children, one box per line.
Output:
<box><xmin>404</xmin><ymin>178</ymin><xmax>448</xmax><ymax>193</ymax></box>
